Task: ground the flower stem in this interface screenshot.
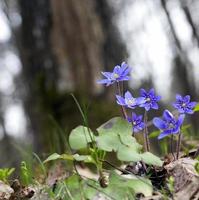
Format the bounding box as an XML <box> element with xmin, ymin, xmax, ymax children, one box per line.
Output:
<box><xmin>116</xmin><ymin>82</ymin><xmax>128</xmax><ymax>119</ymax></box>
<box><xmin>132</xmin><ymin>128</ymin><xmax>135</xmax><ymax>137</ymax></box>
<box><xmin>170</xmin><ymin>134</ymin><xmax>175</xmax><ymax>160</ymax></box>
<box><xmin>143</xmin><ymin>111</ymin><xmax>150</xmax><ymax>152</ymax></box>
<box><xmin>176</xmin><ymin>131</ymin><xmax>182</xmax><ymax>160</ymax></box>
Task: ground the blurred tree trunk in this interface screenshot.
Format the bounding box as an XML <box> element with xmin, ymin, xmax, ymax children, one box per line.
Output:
<box><xmin>17</xmin><ymin>0</ymin><xmax>126</xmax><ymax>152</ymax></box>
<box><xmin>51</xmin><ymin>0</ymin><xmax>127</xmax><ymax>96</ymax></box>
<box><xmin>18</xmin><ymin>0</ymin><xmax>59</xmax><ymax>151</ymax></box>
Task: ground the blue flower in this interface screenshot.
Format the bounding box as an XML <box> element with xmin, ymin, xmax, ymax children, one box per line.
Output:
<box><xmin>116</xmin><ymin>91</ymin><xmax>145</xmax><ymax>109</ymax></box>
<box><xmin>172</xmin><ymin>94</ymin><xmax>197</xmax><ymax>114</ymax></box>
<box><xmin>153</xmin><ymin>110</ymin><xmax>184</xmax><ymax>139</ymax></box>
<box><xmin>127</xmin><ymin>113</ymin><xmax>145</xmax><ymax>133</ymax></box>
<box><xmin>97</xmin><ymin>62</ymin><xmax>131</xmax><ymax>86</ymax></box>
<box><xmin>139</xmin><ymin>88</ymin><xmax>161</xmax><ymax>111</ymax></box>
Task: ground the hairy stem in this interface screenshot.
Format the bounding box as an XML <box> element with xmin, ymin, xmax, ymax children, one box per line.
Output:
<box><xmin>176</xmin><ymin>131</ymin><xmax>182</xmax><ymax>160</ymax></box>
<box><xmin>144</xmin><ymin>111</ymin><xmax>150</xmax><ymax>152</ymax></box>
<box><xmin>170</xmin><ymin>134</ymin><xmax>175</xmax><ymax>160</ymax></box>
<box><xmin>116</xmin><ymin>82</ymin><xmax>128</xmax><ymax>119</ymax></box>
<box><xmin>132</xmin><ymin>128</ymin><xmax>135</xmax><ymax>137</ymax></box>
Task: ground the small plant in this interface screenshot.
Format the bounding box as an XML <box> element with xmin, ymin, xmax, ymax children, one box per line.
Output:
<box><xmin>44</xmin><ymin>61</ymin><xmax>198</xmax><ymax>199</ymax></box>
<box><xmin>20</xmin><ymin>161</ymin><xmax>33</xmax><ymax>186</ymax></box>
<box><xmin>0</xmin><ymin>168</ymin><xmax>15</xmax><ymax>183</ymax></box>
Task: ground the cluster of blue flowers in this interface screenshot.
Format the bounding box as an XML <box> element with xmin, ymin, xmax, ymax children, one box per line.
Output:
<box><xmin>98</xmin><ymin>62</ymin><xmax>161</xmax><ymax>134</ymax></box>
<box><xmin>97</xmin><ymin>62</ymin><xmax>197</xmax><ymax>140</ymax></box>
<box><xmin>153</xmin><ymin>94</ymin><xmax>197</xmax><ymax>139</ymax></box>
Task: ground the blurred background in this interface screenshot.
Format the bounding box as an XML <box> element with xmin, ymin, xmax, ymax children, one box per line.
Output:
<box><xmin>0</xmin><ymin>0</ymin><xmax>198</xmax><ymax>167</ymax></box>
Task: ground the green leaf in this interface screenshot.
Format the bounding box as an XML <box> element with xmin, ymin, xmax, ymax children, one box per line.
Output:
<box><xmin>141</xmin><ymin>152</ymin><xmax>163</xmax><ymax>167</ymax></box>
<box><xmin>44</xmin><ymin>153</ymin><xmax>95</xmax><ymax>165</ymax></box>
<box><xmin>117</xmin><ymin>146</ymin><xmax>141</xmax><ymax>162</ymax></box>
<box><xmin>96</xmin><ymin>117</ymin><xmax>138</xmax><ymax>152</ymax></box>
<box><xmin>69</xmin><ymin>126</ymin><xmax>95</xmax><ymax>150</ymax></box>
<box><xmin>20</xmin><ymin>161</ymin><xmax>32</xmax><ymax>186</ymax></box>
<box><xmin>0</xmin><ymin>168</ymin><xmax>15</xmax><ymax>183</ymax></box>
<box><xmin>104</xmin><ymin>171</ymin><xmax>153</xmax><ymax>197</ymax></box>
<box><xmin>97</xmin><ymin>117</ymin><xmax>132</xmax><ymax>137</ymax></box>
<box><xmin>194</xmin><ymin>103</ymin><xmax>199</xmax><ymax>112</ymax></box>
<box><xmin>44</xmin><ymin>153</ymin><xmax>63</xmax><ymax>163</ymax></box>
<box><xmin>96</xmin><ymin>117</ymin><xmax>161</xmax><ymax>167</ymax></box>
<box><xmin>119</xmin><ymin>134</ymin><xmax>142</xmax><ymax>150</ymax></box>
<box><xmin>149</xmin><ymin>130</ymin><xmax>160</xmax><ymax>138</ymax></box>
<box><xmin>44</xmin><ymin>153</ymin><xmax>74</xmax><ymax>163</ymax></box>
<box><xmin>96</xmin><ymin>132</ymin><xmax>120</xmax><ymax>152</ymax></box>
<box><xmin>73</xmin><ymin>154</ymin><xmax>95</xmax><ymax>164</ymax></box>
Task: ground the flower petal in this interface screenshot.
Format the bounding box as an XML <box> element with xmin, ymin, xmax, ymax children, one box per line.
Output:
<box><xmin>172</xmin><ymin>102</ymin><xmax>179</xmax><ymax>109</ymax></box>
<box><xmin>153</xmin><ymin>118</ymin><xmax>167</xmax><ymax>129</ymax></box>
<box><xmin>132</xmin><ymin>112</ymin><xmax>137</xmax><ymax>120</ymax></box>
<box><xmin>163</xmin><ymin>110</ymin><xmax>174</xmax><ymax>122</ymax></box>
<box><xmin>101</xmin><ymin>72</ymin><xmax>112</xmax><ymax>79</ymax></box>
<box><xmin>155</xmin><ymin>95</ymin><xmax>161</xmax><ymax>101</ymax></box>
<box><xmin>127</xmin><ymin>116</ymin><xmax>132</xmax><ymax>123</ymax></box>
<box><xmin>185</xmin><ymin>109</ymin><xmax>194</xmax><ymax>114</ymax></box>
<box><xmin>158</xmin><ymin>131</ymin><xmax>171</xmax><ymax>139</ymax></box>
<box><xmin>176</xmin><ymin>94</ymin><xmax>182</xmax><ymax>101</ymax></box>
<box><xmin>149</xmin><ymin>88</ymin><xmax>155</xmax><ymax>95</ymax></box>
<box><xmin>137</xmin><ymin>115</ymin><xmax>143</xmax><ymax>121</ymax></box>
<box><xmin>177</xmin><ymin>114</ymin><xmax>185</xmax><ymax>127</ymax></box>
<box><xmin>136</xmin><ymin>97</ymin><xmax>146</xmax><ymax>105</ymax></box>
<box><xmin>97</xmin><ymin>79</ymin><xmax>111</xmax><ymax>85</ymax></box>
<box><xmin>140</xmin><ymin>88</ymin><xmax>147</xmax><ymax>97</ymax></box>
<box><xmin>151</xmin><ymin>102</ymin><xmax>159</xmax><ymax>110</ymax></box>
<box><xmin>125</xmin><ymin>91</ymin><xmax>133</xmax><ymax>99</ymax></box>
<box><xmin>172</xmin><ymin>126</ymin><xmax>180</xmax><ymax>134</ymax></box>
<box><xmin>116</xmin><ymin>95</ymin><xmax>126</xmax><ymax>106</ymax></box>
<box><xmin>145</xmin><ymin>104</ymin><xmax>151</xmax><ymax>111</ymax></box>
<box><xmin>184</xmin><ymin>95</ymin><xmax>190</xmax><ymax>103</ymax></box>
<box><xmin>119</xmin><ymin>76</ymin><xmax>130</xmax><ymax>81</ymax></box>
<box><xmin>188</xmin><ymin>102</ymin><xmax>197</xmax><ymax>108</ymax></box>
<box><xmin>112</xmin><ymin>66</ymin><xmax>119</xmax><ymax>74</ymax></box>
<box><xmin>121</xmin><ymin>63</ymin><xmax>131</xmax><ymax>76</ymax></box>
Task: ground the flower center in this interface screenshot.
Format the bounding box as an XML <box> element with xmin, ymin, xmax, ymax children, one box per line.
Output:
<box><xmin>126</xmin><ymin>98</ymin><xmax>135</xmax><ymax>105</ymax></box>
<box><xmin>146</xmin><ymin>97</ymin><xmax>151</xmax><ymax>102</ymax></box>
<box><xmin>113</xmin><ymin>73</ymin><xmax>119</xmax><ymax>79</ymax></box>
<box><xmin>182</xmin><ymin>103</ymin><xmax>186</xmax><ymax>107</ymax></box>
<box><xmin>168</xmin><ymin>122</ymin><xmax>175</xmax><ymax>129</ymax></box>
<box><xmin>133</xmin><ymin>121</ymin><xmax>137</xmax><ymax>125</ymax></box>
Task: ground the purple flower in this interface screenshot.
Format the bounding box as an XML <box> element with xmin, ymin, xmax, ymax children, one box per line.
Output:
<box><xmin>172</xmin><ymin>94</ymin><xmax>197</xmax><ymax>114</ymax></box>
<box><xmin>97</xmin><ymin>62</ymin><xmax>131</xmax><ymax>86</ymax></box>
<box><xmin>127</xmin><ymin>113</ymin><xmax>145</xmax><ymax>133</ymax></box>
<box><xmin>116</xmin><ymin>91</ymin><xmax>145</xmax><ymax>109</ymax></box>
<box><xmin>153</xmin><ymin>110</ymin><xmax>184</xmax><ymax>139</ymax></box>
<box><xmin>139</xmin><ymin>88</ymin><xmax>161</xmax><ymax>111</ymax></box>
